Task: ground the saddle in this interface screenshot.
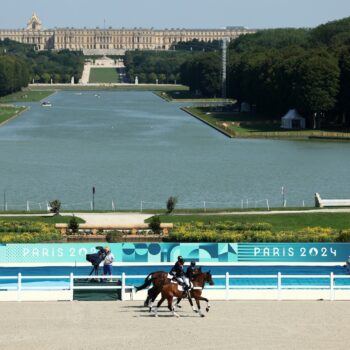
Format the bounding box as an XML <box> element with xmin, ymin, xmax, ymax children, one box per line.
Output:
<box><xmin>167</xmin><ymin>274</ymin><xmax>193</xmax><ymax>292</ymax></box>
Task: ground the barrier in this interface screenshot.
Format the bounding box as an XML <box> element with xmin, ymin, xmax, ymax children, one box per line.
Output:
<box><xmin>1</xmin><ymin>272</ymin><xmax>350</xmax><ymax>302</ymax></box>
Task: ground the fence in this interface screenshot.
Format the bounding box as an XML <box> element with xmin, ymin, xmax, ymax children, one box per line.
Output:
<box><xmin>0</xmin><ymin>197</ymin><xmax>311</xmax><ymax>212</ymax></box>
<box><xmin>1</xmin><ymin>272</ymin><xmax>350</xmax><ymax>302</ymax></box>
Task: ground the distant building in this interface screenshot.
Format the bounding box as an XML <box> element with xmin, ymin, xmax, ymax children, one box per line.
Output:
<box><xmin>0</xmin><ymin>13</ymin><xmax>255</xmax><ymax>54</ymax></box>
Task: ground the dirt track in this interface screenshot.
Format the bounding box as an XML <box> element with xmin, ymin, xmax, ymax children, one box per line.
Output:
<box><xmin>0</xmin><ymin>301</ymin><xmax>350</xmax><ymax>350</ymax></box>
<box><xmin>0</xmin><ymin>300</ymin><xmax>349</xmax><ymax>350</ymax></box>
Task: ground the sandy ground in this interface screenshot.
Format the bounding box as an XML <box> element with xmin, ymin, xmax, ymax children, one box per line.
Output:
<box><xmin>0</xmin><ymin>300</ymin><xmax>349</xmax><ymax>350</ymax></box>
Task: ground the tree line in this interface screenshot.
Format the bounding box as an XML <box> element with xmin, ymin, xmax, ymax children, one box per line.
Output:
<box><xmin>0</xmin><ymin>39</ymin><xmax>84</xmax><ymax>96</ymax></box>
<box><xmin>124</xmin><ymin>40</ymin><xmax>222</xmax><ymax>85</ymax></box>
<box><xmin>181</xmin><ymin>18</ymin><xmax>350</xmax><ymax>127</ymax></box>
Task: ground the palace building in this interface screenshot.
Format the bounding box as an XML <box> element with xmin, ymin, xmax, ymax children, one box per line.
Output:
<box><xmin>0</xmin><ymin>13</ymin><xmax>255</xmax><ymax>54</ymax></box>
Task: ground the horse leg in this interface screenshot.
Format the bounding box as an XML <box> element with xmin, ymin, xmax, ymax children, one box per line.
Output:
<box><xmin>148</xmin><ymin>288</ymin><xmax>160</xmax><ymax>312</ymax></box>
<box><xmin>168</xmin><ymin>295</ymin><xmax>179</xmax><ymax>318</ymax></box>
<box><xmin>174</xmin><ymin>297</ymin><xmax>182</xmax><ymax>309</ymax></box>
<box><xmin>195</xmin><ymin>298</ymin><xmax>205</xmax><ymax>317</ymax></box>
<box><xmin>152</xmin><ymin>295</ymin><xmax>165</xmax><ymax>317</ymax></box>
<box><xmin>189</xmin><ymin>297</ymin><xmax>198</xmax><ymax>313</ymax></box>
<box><xmin>197</xmin><ymin>296</ymin><xmax>211</xmax><ymax>312</ymax></box>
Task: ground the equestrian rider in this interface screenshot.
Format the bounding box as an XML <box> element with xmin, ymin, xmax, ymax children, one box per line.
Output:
<box><xmin>186</xmin><ymin>261</ymin><xmax>197</xmax><ymax>280</ymax></box>
<box><xmin>170</xmin><ymin>256</ymin><xmax>190</xmax><ymax>291</ymax></box>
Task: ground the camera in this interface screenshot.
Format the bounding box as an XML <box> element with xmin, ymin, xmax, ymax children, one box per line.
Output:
<box><xmin>86</xmin><ymin>246</ymin><xmax>107</xmax><ymax>272</ymax></box>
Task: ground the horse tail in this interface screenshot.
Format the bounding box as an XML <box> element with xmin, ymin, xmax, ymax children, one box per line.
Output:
<box><xmin>135</xmin><ymin>273</ymin><xmax>153</xmax><ymax>292</ymax></box>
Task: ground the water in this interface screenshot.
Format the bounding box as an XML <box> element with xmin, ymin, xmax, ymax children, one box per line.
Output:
<box><xmin>0</xmin><ymin>265</ymin><xmax>349</xmax><ymax>289</ymax></box>
<box><xmin>1</xmin><ymin>90</ymin><xmax>350</xmax><ymax>210</ymax></box>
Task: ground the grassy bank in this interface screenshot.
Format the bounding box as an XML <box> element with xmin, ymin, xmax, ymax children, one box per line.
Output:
<box><xmin>155</xmin><ymin>90</ymin><xmax>232</xmax><ymax>103</ymax></box>
<box><xmin>153</xmin><ymin>212</ymin><xmax>350</xmax><ymax>233</ymax></box>
<box><xmin>184</xmin><ymin>107</ymin><xmax>350</xmax><ymax>141</ymax></box>
<box><xmin>0</xmin><ymin>90</ymin><xmax>56</xmax><ymax>103</ymax></box>
<box><xmin>0</xmin><ymin>215</ymin><xmax>85</xmax><ymax>225</ymax></box>
<box><xmin>0</xmin><ymin>106</ymin><xmax>27</xmax><ymax>125</ymax></box>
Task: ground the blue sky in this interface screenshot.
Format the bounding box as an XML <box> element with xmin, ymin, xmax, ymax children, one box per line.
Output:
<box><xmin>1</xmin><ymin>0</ymin><xmax>350</xmax><ymax>29</ymax></box>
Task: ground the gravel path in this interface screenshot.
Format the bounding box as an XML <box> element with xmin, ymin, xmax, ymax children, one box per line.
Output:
<box><xmin>1</xmin><ymin>300</ymin><xmax>349</xmax><ymax>350</ymax></box>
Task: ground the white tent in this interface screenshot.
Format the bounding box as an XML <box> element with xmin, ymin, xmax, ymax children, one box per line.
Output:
<box><xmin>281</xmin><ymin>109</ymin><xmax>306</xmax><ymax>129</ymax></box>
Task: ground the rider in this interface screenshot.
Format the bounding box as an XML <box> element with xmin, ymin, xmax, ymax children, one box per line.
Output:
<box><xmin>170</xmin><ymin>256</ymin><xmax>190</xmax><ymax>291</ymax></box>
<box><xmin>186</xmin><ymin>261</ymin><xmax>197</xmax><ymax>280</ymax></box>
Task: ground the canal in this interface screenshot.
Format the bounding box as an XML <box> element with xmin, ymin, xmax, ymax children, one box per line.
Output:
<box><xmin>0</xmin><ymin>90</ymin><xmax>349</xmax><ymax>210</ymax></box>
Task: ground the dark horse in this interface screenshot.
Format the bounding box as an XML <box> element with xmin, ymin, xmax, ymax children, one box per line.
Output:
<box><xmin>135</xmin><ymin>271</ymin><xmax>168</xmax><ymax>307</ymax></box>
<box><xmin>151</xmin><ymin>271</ymin><xmax>214</xmax><ymax>317</ymax></box>
<box><xmin>135</xmin><ymin>269</ymin><xmax>201</xmax><ymax>308</ymax></box>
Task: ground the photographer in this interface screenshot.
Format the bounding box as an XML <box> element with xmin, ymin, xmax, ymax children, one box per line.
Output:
<box><xmin>103</xmin><ymin>246</ymin><xmax>114</xmax><ymax>280</ymax></box>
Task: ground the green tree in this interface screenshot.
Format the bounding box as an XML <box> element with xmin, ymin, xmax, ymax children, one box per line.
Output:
<box><xmin>68</xmin><ymin>215</ymin><xmax>79</xmax><ymax>233</ymax></box>
<box><xmin>149</xmin><ymin>216</ymin><xmax>161</xmax><ymax>234</ymax></box>
<box><xmin>166</xmin><ymin>196</ymin><xmax>178</xmax><ymax>214</ymax></box>
<box><xmin>49</xmin><ymin>200</ymin><xmax>61</xmax><ymax>216</ymax></box>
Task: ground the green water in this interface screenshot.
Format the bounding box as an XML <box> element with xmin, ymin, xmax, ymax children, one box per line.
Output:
<box><xmin>0</xmin><ymin>90</ymin><xmax>350</xmax><ymax>210</ymax></box>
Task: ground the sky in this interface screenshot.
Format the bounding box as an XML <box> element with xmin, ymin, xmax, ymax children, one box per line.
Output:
<box><xmin>1</xmin><ymin>0</ymin><xmax>350</xmax><ymax>30</ymax></box>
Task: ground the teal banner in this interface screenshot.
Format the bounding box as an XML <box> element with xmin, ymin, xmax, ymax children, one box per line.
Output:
<box><xmin>0</xmin><ymin>243</ymin><xmax>349</xmax><ymax>264</ymax></box>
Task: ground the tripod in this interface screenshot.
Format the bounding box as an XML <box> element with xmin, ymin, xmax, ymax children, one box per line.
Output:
<box><xmin>88</xmin><ymin>264</ymin><xmax>100</xmax><ymax>282</ymax></box>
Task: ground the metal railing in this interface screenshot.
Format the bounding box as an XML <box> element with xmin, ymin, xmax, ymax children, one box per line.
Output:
<box><xmin>1</xmin><ymin>272</ymin><xmax>350</xmax><ymax>301</ymax></box>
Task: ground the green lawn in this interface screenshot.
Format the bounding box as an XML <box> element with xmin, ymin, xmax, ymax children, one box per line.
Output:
<box><xmin>89</xmin><ymin>68</ymin><xmax>120</xmax><ymax>83</ymax></box>
<box><xmin>0</xmin><ymin>215</ymin><xmax>85</xmax><ymax>225</ymax></box>
<box><xmin>0</xmin><ymin>106</ymin><xmax>26</xmax><ymax>125</ymax></box>
<box><xmin>0</xmin><ymin>90</ymin><xmax>55</xmax><ymax>103</ymax></box>
<box><xmin>185</xmin><ymin>107</ymin><xmax>350</xmax><ymax>140</ymax></box>
<box><xmin>152</xmin><ymin>213</ymin><xmax>350</xmax><ymax>233</ymax></box>
<box><xmin>155</xmin><ymin>90</ymin><xmax>231</xmax><ymax>103</ymax></box>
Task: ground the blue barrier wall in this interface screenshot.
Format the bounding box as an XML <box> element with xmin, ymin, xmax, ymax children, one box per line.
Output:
<box><xmin>1</xmin><ymin>243</ymin><xmax>350</xmax><ymax>264</ymax></box>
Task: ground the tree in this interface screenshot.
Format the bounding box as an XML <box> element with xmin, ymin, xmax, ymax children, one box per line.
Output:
<box><xmin>68</xmin><ymin>215</ymin><xmax>79</xmax><ymax>234</ymax></box>
<box><xmin>49</xmin><ymin>200</ymin><xmax>61</xmax><ymax>216</ymax></box>
<box><xmin>166</xmin><ymin>196</ymin><xmax>178</xmax><ymax>214</ymax></box>
<box><xmin>149</xmin><ymin>216</ymin><xmax>161</xmax><ymax>234</ymax></box>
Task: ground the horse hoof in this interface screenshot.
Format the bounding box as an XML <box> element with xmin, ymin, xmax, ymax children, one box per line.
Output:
<box><xmin>177</xmin><ymin>305</ymin><xmax>182</xmax><ymax>309</ymax></box>
<box><xmin>174</xmin><ymin>313</ymin><xmax>180</xmax><ymax>318</ymax></box>
<box><xmin>154</xmin><ymin>314</ymin><xmax>158</xmax><ymax>318</ymax></box>
<box><xmin>194</xmin><ymin>310</ymin><xmax>198</xmax><ymax>313</ymax></box>
<box><xmin>149</xmin><ymin>308</ymin><xmax>152</xmax><ymax>313</ymax></box>
<box><xmin>200</xmin><ymin>314</ymin><xmax>205</xmax><ymax>318</ymax></box>
<box><xmin>206</xmin><ymin>308</ymin><xmax>210</xmax><ymax>312</ymax></box>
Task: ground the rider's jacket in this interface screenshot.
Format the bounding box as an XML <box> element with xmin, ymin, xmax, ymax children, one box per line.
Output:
<box><xmin>170</xmin><ymin>261</ymin><xmax>184</xmax><ymax>277</ymax></box>
<box><xmin>186</xmin><ymin>266</ymin><xmax>196</xmax><ymax>279</ymax></box>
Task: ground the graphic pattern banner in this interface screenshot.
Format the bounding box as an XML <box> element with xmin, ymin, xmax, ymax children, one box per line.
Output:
<box><xmin>0</xmin><ymin>243</ymin><xmax>349</xmax><ymax>264</ymax></box>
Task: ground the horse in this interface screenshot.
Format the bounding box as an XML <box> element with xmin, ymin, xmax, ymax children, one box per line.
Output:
<box><xmin>135</xmin><ymin>271</ymin><xmax>168</xmax><ymax>307</ymax></box>
<box><xmin>151</xmin><ymin>271</ymin><xmax>214</xmax><ymax>318</ymax></box>
<box><xmin>135</xmin><ymin>268</ymin><xmax>201</xmax><ymax>308</ymax></box>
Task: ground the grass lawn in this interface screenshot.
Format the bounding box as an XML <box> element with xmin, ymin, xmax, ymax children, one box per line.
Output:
<box><xmin>89</xmin><ymin>68</ymin><xmax>120</xmax><ymax>83</ymax></box>
<box><xmin>0</xmin><ymin>106</ymin><xmax>27</xmax><ymax>125</ymax></box>
<box><xmin>0</xmin><ymin>90</ymin><xmax>55</xmax><ymax>103</ymax></box>
<box><xmin>185</xmin><ymin>107</ymin><xmax>350</xmax><ymax>140</ymax></box>
<box><xmin>155</xmin><ymin>90</ymin><xmax>232</xmax><ymax>103</ymax></box>
<box><xmin>152</xmin><ymin>212</ymin><xmax>350</xmax><ymax>232</ymax></box>
<box><xmin>0</xmin><ymin>215</ymin><xmax>85</xmax><ymax>225</ymax></box>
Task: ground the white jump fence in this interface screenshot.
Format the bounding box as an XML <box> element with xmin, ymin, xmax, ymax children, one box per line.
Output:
<box><xmin>1</xmin><ymin>272</ymin><xmax>350</xmax><ymax>302</ymax></box>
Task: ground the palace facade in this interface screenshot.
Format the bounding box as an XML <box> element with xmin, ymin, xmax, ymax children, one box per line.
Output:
<box><xmin>0</xmin><ymin>13</ymin><xmax>255</xmax><ymax>54</ymax></box>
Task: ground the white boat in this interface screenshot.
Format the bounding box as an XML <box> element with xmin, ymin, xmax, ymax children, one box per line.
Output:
<box><xmin>41</xmin><ymin>101</ymin><xmax>52</xmax><ymax>107</ymax></box>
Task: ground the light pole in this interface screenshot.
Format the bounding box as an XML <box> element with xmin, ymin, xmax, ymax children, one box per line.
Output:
<box><xmin>281</xmin><ymin>186</ymin><xmax>286</xmax><ymax>207</ymax></box>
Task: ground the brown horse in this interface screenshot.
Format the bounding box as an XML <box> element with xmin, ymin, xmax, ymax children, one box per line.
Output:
<box><xmin>135</xmin><ymin>269</ymin><xmax>201</xmax><ymax>308</ymax></box>
<box><xmin>151</xmin><ymin>271</ymin><xmax>214</xmax><ymax>317</ymax></box>
<box><xmin>135</xmin><ymin>271</ymin><xmax>168</xmax><ymax>307</ymax></box>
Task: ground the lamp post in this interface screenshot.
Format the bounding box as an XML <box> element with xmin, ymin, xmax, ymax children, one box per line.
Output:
<box><xmin>92</xmin><ymin>186</ymin><xmax>95</xmax><ymax>211</ymax></box>
<box><xmin>281</xmin><ymin>186</ymin><xmax>286</xmax><ymax>207</ymax></box>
